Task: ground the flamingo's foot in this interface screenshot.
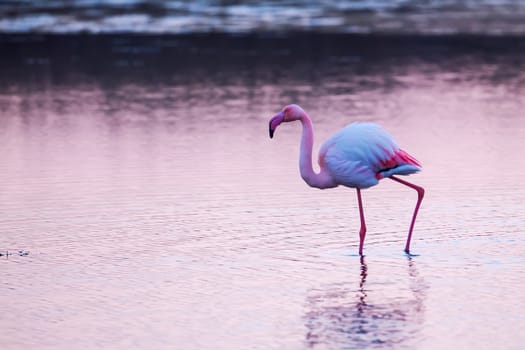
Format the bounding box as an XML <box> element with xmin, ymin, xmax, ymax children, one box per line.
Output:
<box><xmin>404</xmin><ymin>250</ymin><xmax>420</xmax><ymax>257</ymax></box>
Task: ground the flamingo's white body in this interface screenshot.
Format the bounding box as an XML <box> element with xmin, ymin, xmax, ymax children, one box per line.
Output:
<box><xmin>269</xmin><ymin>104</ymin><xmax>424</xmax><ymax>255</ymax></box>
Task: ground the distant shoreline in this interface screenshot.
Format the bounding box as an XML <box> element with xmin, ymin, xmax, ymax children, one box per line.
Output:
<box><xmin>1</xmin><ymin>32</ymin><xmax>524</xmax><ymax>83</ymax></box>
<box><xmin>2</xmin><ymin>31</ymin><xmax>525</xmax><ymax>53</ymax></box>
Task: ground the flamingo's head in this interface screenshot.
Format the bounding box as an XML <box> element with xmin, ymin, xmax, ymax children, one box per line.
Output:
<box><xmin>269</xmin><ymin>104</ymin><xmax>306</xmax><ymax>138</ymax></box>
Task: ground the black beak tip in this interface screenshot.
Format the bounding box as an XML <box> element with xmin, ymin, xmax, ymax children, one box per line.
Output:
<box><xmin>269</xmin><ymin>125</ymin><xmax>274</xmax><ymax>138</ymax></box>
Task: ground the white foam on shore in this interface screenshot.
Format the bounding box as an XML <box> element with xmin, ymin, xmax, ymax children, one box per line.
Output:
<box><xmin>1</xmin><ymin>0</ymin><xmax>525</xmax><ymax>34</ymax></box>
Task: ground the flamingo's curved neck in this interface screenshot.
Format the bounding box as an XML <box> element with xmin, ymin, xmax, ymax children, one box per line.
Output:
<box><xmin>299</xmin><ymin>113</ymin><xmax>336</xmax><ymax>189</ymax></box>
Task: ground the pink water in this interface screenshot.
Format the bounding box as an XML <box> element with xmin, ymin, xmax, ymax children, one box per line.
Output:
<box><xmin>1</xmin><ymin>45</ymin><xmax>525</xmax><ymax>349</ymax></box>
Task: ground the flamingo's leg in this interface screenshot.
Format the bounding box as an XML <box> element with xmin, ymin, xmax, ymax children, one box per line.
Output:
<box><xmin>356</xmin><ymin>188</ymin><xmax>367</xmax><ymax>256</ymax></box>
<box><xmin>389</xmin><ymin>175</ymin><xmax>425</xmax><ymax>254</ymax></box>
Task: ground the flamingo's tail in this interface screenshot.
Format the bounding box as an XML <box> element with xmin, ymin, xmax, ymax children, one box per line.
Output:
<box><xmin>376</xmin><ymin>149</ymin><xmax>421</xmax><ymax>180</ymax></box>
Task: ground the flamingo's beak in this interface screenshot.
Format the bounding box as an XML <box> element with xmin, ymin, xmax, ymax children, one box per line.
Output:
<box><xmin>269</xmin><ymin>112</ymin><xmax>285</xmax><ymax>139</ymax></box>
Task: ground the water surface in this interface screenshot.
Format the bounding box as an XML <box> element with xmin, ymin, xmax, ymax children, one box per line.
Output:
<box><xmin>1</xmin><ymin>34</ymin><xmax>525</xmax><ymax>349</ymax></box>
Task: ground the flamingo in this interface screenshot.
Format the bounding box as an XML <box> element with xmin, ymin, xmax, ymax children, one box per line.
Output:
<box><xmin>268</xmin><ymin>104</ymin><xmax>424</xmax><ymax>255</ymax></box>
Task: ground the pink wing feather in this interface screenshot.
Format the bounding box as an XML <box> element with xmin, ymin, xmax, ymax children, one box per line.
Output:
<box><xmin>375</xmin><ymin>148</ymin><xmax>421</xmax><ymax>180</ymax></box>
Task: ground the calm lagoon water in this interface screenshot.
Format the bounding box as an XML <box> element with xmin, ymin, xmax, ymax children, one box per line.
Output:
<box><xmin>1</xmin><ymin>34</ymin><xmax>525</xmax><ymax>349</ymax></box>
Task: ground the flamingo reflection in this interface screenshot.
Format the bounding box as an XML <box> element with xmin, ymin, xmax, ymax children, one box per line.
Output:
<box><xmin>304</xmin><ymin>256</ymin><xmax>427</xmax><ymax>348</ymax></box>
